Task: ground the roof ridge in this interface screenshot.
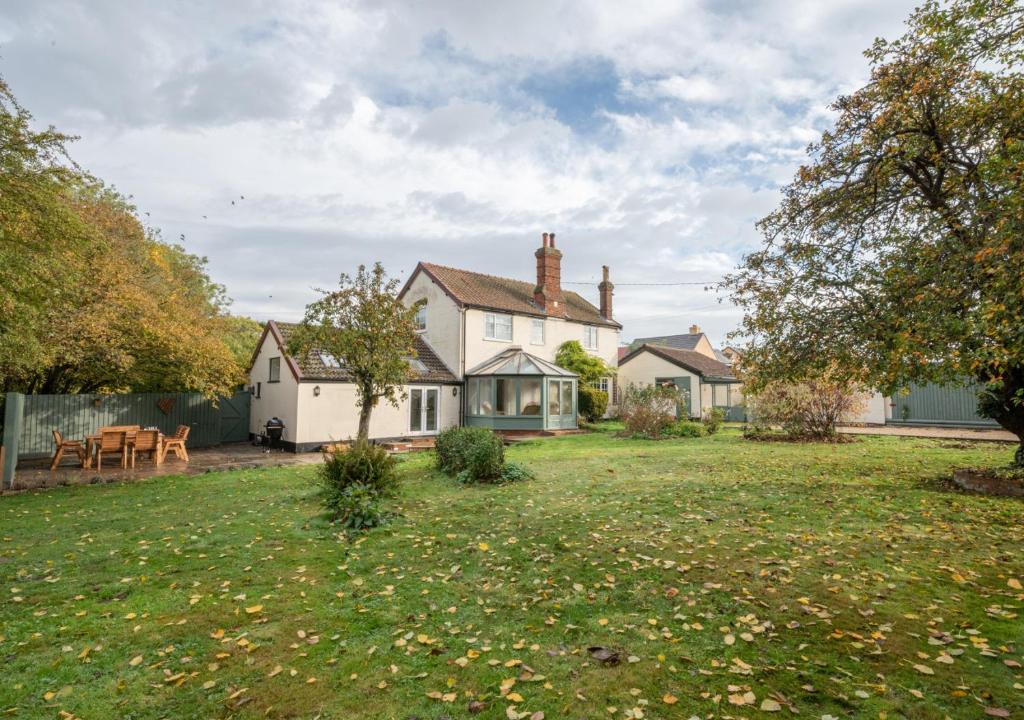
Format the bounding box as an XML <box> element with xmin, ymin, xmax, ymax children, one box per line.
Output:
<box><xmin>421</xmin><ymin>261</ymin><xmax>534</xmax><ymax>288</ymax></box>
<box><xmin>420</xmin><ymin>261</ymin><xmax>604</xmax><ymax>312</ymax></box>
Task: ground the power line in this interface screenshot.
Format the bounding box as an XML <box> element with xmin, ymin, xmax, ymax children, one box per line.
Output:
<box><xmin>562</xmin><ymin>280</ymin><xmax>720</xmax><ymax>286</ymax></box>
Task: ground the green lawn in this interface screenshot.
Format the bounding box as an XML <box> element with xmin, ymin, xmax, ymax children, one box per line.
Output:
<box><xmin>2</xmin><ymin>427</ymin><xmax>1022</xmax><ymax>719</ymax></box>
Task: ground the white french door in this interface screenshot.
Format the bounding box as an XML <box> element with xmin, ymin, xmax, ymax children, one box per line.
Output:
<box><xmin>409</xmin><ymin>387</ymin><xmax>440</xmax><ymax>435</ymax></box>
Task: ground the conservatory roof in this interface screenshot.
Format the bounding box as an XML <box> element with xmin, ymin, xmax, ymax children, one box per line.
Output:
<box><xmin>466</xmin><ymin>347</ymin><xmax>577</xmax><ymax>377</ymax></box>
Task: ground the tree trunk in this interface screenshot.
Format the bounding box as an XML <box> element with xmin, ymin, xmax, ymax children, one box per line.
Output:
<box><xmin>977</xmin><ymin>368</ymin><xmax>1024</xmax><ymax>467</ymax></box>
<box><xmin>356</xmin><ymin>397</ymin><xmax>374</xmax><ymax>442</ymax></box>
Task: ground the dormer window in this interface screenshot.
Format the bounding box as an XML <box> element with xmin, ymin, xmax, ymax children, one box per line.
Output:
<box><xmin>414</xmin><ymin>304</ymin><xmax>427</xmax><ymax>332</ymax></box>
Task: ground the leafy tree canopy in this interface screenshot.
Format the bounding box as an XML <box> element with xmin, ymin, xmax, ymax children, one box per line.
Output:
<box><xmin>0</xmin><ymin>77</ymin><xmax>248</xmax><ymax>397</ymax></box>
<box><xmin>287</xmin><ymin>263</ymin><xmax>421</xmax><ymax>441</ymax></box>
<box><xmin>724</xmin><ymin>0</ymin><xmax>1024</xmax><ymax>462</ymax></box>
<box><xmin>555</xmin><ymin>340</ymin><xmax>615</xmax><ymax>384</ymax></box>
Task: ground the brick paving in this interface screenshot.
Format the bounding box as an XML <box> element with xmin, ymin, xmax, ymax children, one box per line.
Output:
<box><xmin>8</xmin><ymin>443</ymin><xmax>322</xmax><ymax>493</ymax></box>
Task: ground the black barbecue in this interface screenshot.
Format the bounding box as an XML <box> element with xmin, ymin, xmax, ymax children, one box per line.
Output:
<box><xmin>264</xmin><ymin>417</ymin><xmax>285</xmax><ymax>449</ymax></box>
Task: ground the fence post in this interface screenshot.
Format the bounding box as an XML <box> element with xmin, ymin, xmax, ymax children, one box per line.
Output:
<box><xmin>2</xmin><ymin>392</ymin><xmax>25</xmax><ymax>490</ymax></box>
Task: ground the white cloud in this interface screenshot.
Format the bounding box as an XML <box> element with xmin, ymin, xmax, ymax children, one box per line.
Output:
<box><xmin>0</xmin><ymin>0</ymin><xmax>919</xmax><ymax>343</ymax></box>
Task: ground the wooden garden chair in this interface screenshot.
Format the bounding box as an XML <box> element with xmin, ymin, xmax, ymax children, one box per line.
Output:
<box><xmin>161</xmin><ymin>425</ymin><xmax>191</xmax><ymax>463</ymax></box>
<box><xmin>128</xmin><ymin>430</ymin><xmax>161</xmax><ymax>468</ymax></box>
<box><xmin>50</xmin><ymin>429</ymin><xmax>87</xmax><ymax>470</ymax></box>
<box><xmin>96</xmin><ymin>430</ymin><xmax>128</xmax><ymax>470</ymax></box>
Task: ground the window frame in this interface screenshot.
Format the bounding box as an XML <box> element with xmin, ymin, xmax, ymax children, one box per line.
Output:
<box><xmin>484</xmin><ymin>312</ymin><xmax>513</xmax><ymax>342</ymax></box>
<box><xmin>268</xmin><ymin>356</ymin><xmax>281</xmax><ymax>383</ymax></box>
<box><xmin>530</xmin><ymin>318</ymin><xmax>545</xmax><ymax>346</ymax></box>
<box><xmin>414</xmin><ymin>304</ymin><xmax>427</xmax><ymax>332</ymax></box>
<box><xmin>583</xmin><ymin>325</ymin><xmax>599</xmax><ymax>350</ymax></box>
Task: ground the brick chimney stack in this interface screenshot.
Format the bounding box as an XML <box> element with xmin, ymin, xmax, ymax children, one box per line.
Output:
<box><xmin>598</xmin><ymin>265</ymin><xmax>614</xmax><ymax>321</ymax></box>
<box><xmin>689</xmin><ymin>324</ymin><xmax>701</xmax><ymax>334</ymax></box>
<box><xmin>534</xmin><ymin>232</ymin><xmax>564</xmax><ymax>313</ymax></box>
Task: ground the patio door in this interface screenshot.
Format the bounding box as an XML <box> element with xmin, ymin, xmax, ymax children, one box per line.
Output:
<box><xmin>409</xmin><ymin>387</ymin><xmax>439</xmax><ymax>435</ymax></box>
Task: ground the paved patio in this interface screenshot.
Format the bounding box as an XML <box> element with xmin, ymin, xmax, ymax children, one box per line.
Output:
<box><xmin>838</xmin><ymin>424</ymin><xmax>1017</xmax><ymax>442</ymax></box>
<box><xmin>8</xmin><ymin>443</ymin><xmax>323</xmax><ymax>493</ymax></box>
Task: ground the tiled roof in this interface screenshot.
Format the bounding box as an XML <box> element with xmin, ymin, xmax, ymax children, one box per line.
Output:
<box><xmin>632</xmin><ymin>333</ymin><xmax>704</xmax><ymax>351</ymax></box>
<box><xmin>621</xmin><ymin>343</ymin><xmax>737</xmax><ymax>380</ymax></box>
<box><xmin>411</xmin><ymin>262</ymin><xmax>621</xmax><ymax>328</ymax></box>
<box><xmin>271</xmin><ymin>321</ymin><xmax>457</xmax><ymax>383</ymax></box>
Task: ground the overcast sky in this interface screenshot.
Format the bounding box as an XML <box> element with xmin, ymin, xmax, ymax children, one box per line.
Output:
<box><xmin>1</xmin><ymin>0</ymin><xmax>918</xmax><ymax>344</ymax></box>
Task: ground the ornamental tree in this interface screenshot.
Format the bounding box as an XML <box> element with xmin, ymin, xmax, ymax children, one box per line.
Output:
<box><xmin>288</xmin><ymin>263</ymin><xmax>422</xmax><ymax>441</ymax></box>
<box><xmin>724</xmin><ymin>0</ymin><xmax>1024</xmax><ymax>464</ymax></box>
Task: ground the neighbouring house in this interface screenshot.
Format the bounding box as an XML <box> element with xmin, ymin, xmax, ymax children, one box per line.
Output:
<box><xmin>247</xmin><ymin>233</ymin><xmax>621</xmax><ymax>449</ymax></box>
<box><xmin>617</xmin><ymin>341</ymin><xmax>743</xmax><ymax>420</ymax></box>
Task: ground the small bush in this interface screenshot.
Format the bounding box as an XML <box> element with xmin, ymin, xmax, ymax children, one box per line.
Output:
<box><xmin>500</xmin><ymin>461</ymin><xmax>535</xmax><ymax>483</ymax></box>
<box><xmin>436</xmin><ymin>426</ymin><xmax>505</xmax><ymax>482</ymax></box>
<box><xmin>318</xmin><ymin>441</ymin><xmax>399</xmax><ymax>525</ymax></box>
<box><xmin>701</xmin><ymin>407</ymin><xmax>726</xmax><ymax>434</ymax></box>
<box><xmin>746</xmin><ymin>378</ymin><xmax>867</xmax><ymax>440</ymax></box>
<box><xmin>578</xmin><ymin>385</ymin><xmax>609</xmax><ymax>422</ymax></box>
<box><xmin>618</xmin><ymin>383</ymin><xmax>686</xmax><ymax>439</ymax></box>
<box><xmin>331</xmin><ymin>483</ymin><xmax>391</xmax><ymax>530</ymax></box>
<box><xmin>664</xmin><ymin>420</ymin><xmax>707</xmax><ymax>438</ymax></box>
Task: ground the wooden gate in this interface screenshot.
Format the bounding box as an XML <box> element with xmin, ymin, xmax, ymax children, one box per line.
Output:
<box><xmin>218</xmin><ymin>390</ymin><xmax>251</xmax><ymax>443</ymax></box>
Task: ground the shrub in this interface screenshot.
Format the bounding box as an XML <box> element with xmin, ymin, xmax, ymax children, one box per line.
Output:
<box><xmin>618</xmin><ymin>383</ymin><xmax>685</xmax><ymax>439</ymax></box>
<box><xmin>331</xmin><ymin>483</ymin><xmax>391</xmax><ymax>530</ymax></box>
<box><xmin>500</xmin><ymin>461</ymin><xmax>535</xmax><ymax>483</ymax></box>
<box><xmin>317</xmin><ymin>441</ymin><xmax>399</xmax><ymax>524</ymax></box>
<box><xmin>701</xmin><ymin>407</ymin><xmax>726</xmax><ymax>434</ymax></box>
<box><xmin>746</xmin><ymin>379</ymin><xmax>867</xmax><ymax>440</ymax></box>
<box><xmin>436</xmin><ymin>426</ymin><xmax>505</xmax><ymax>482</ymax></box>
<box><xmin>664</xmin><ymin>420</ymin><xmax>707</xmax><ymax>438</ymax></box>
<box><xmin>578</xmin><ymin>385</ymin><xmax>609</xmax><ymax>422</ymax></box>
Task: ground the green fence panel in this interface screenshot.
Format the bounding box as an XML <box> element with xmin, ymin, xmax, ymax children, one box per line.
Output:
<box><xmin>890</xmin><ymin>382</ymin><xmax>998</xmax><ymax>427</ymax></box>
<box><xmin>17</xmin><ymin>390</ymin><xmax>251</xmax><ymax>459</ymax></box>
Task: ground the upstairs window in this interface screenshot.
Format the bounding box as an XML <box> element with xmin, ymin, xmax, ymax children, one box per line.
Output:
<box><xmin>268</xmin><ymin>356</ymin><xmax>281</xmax><ymax>382</ymax></box>
<box><xmin>583</xmin><ymin>325</ymin><xmax>598</xmax><ymax>350</ymax></box>
<box><xmin>484</xmin><ymin>312</ymin><xmax>513</xmax><ymax>341</ymax></box>
<box><xmin>414</xmin><ymin>304</ymin><xmax>427</xmax><ymax>332</ymax></box>
<box><xmin>531</xmin><ymin>318</ymin><xmax>545</xmax><ymax>345</ymax></box>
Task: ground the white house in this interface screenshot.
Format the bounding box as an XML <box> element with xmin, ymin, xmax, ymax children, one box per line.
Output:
<box><xmin>617</xmin><ymin>339</ymin><xmax>743</xmax><ymax>419</ymax></box>
<box><xmin>248</xmin><ymin>233</ymin><xmax>621</xmax><ymax>449</ymax></box>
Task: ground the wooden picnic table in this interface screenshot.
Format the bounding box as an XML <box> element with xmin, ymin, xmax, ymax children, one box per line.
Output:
<box><xmin>83</xmin><ymin>430</ymin><xmax>164</xmax><ymax>469</ymax></box>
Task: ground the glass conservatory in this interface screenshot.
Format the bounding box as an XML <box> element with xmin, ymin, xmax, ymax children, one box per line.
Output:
<box><xmin>464</xmin><ymin>348</ymin><xmax>578</xmax><ymax>431</ymax></box>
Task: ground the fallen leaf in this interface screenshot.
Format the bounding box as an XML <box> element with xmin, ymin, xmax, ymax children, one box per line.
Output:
<box><xmin>244</xmin><ymin>605</ymin><xmax>263</xmax><ymax>614</ymax></box>
<box><xmin>662</xmin><ymin>693</ymin><xmax>678</xmax><ymax>705</ymax></box>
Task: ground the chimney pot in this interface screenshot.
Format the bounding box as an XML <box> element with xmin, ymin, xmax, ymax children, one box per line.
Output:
<box><xmin>598</xmin><ymin>265</ymin><xmax>614</xmax><ymax>321</ymax></box>
<box><xmin>534</xmin><ymin>231</ymin><xmax>563</xmax><ymax>314</ymax></box>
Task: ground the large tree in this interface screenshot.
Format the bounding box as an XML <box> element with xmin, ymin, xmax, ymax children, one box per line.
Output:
<box><xmin>288</xmin><ymin>263</ymin><xmax>422</xmax><ymax>442</ymax></box>
<box><xmin>0</xmin><ymin>77</ymin><xmax>247</xmax><ymax>397</ymax></box>
<box><xmin>725</xmin><ymin>0</ymin><xmax>1024</xmax><ymax>463</ymax></box>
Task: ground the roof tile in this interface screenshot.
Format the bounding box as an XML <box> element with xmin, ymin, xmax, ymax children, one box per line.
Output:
<box><xmin>414</xmin><ymin>262</ymin><xmax>621</xmax><ymax>328</ymax></box>
<box><xmin>272</xmin><ymin>321</ymin><xmax>457</xmax><ymax>383</ymax></box>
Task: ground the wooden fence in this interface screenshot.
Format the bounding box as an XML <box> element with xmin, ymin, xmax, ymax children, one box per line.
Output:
<box><xmin>888</xmin><ymin>382</ymin><xmax>999</xmax><ymax>428</ymax></box>
<box><xmin>1</xmin><ymin>390</ymin><xmax>250</xmax><ymax>488</ymax></box>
